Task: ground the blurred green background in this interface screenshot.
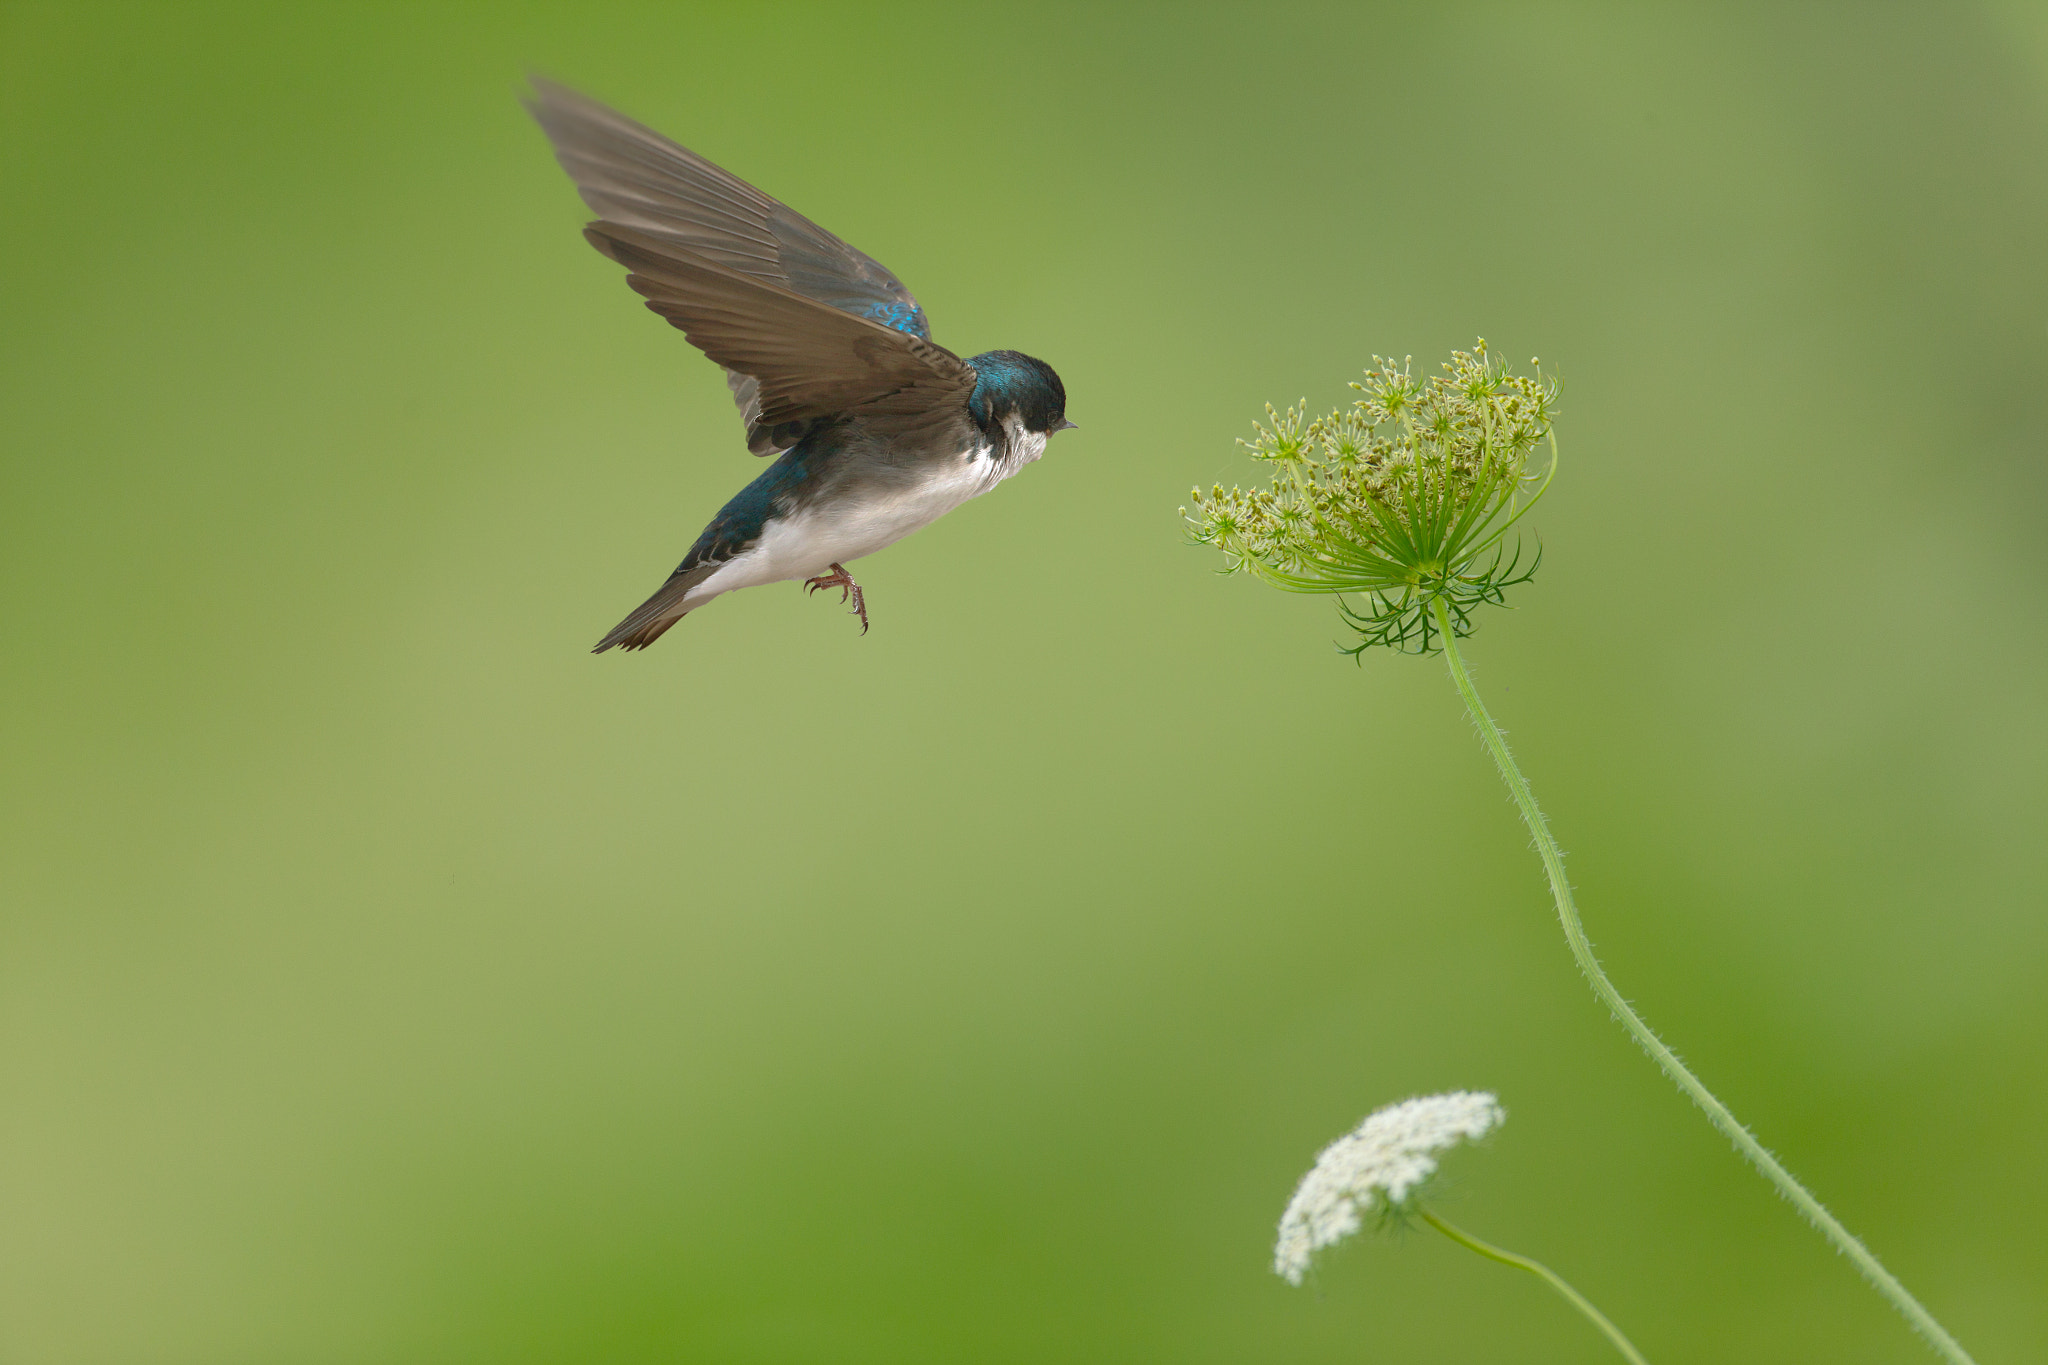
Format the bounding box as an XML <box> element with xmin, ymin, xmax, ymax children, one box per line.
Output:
<box><xmin>4</xmin><ymin>3</ymin><xmax>2045</xmax><ymax>1361</ymax></box>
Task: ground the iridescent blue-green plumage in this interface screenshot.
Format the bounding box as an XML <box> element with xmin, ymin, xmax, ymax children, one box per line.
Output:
<box><xmin>967</xmin><ymin>351</ymin><xmax>1069</xmax><ymax>435</ymax></box>
<box><xmin>680</xmin><ymin>436</ymin><xmax>826</xmax><ymax>574</ymax></box>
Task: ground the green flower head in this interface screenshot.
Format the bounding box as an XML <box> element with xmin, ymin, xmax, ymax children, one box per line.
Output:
<box><xmin>1184</xmin><ymin>341</ymin><xmax>1557</xmax><ymax>654</ymax></box>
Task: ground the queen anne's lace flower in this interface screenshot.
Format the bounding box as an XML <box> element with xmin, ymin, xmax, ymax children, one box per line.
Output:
<box><xmin>1184</xmin><ymin>343</ymin><xmax>1555</xmax><ymax>654</ymax></box>
<box><xmin>1274</xmin><ymin>1091</ymin><xmax>1505</xmax><ymax>1285</ymax></box>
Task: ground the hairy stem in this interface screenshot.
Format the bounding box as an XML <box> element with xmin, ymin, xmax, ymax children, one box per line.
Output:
<box><xmin>1418</xmin><ymin>1206</ymin><xmax>1649</xmax><ymax>1365</ymax></box>
<box><xmin>1428</xmin><ymin>597</ymin><xmax>1975</xmax><ymax>1365</ymax></box>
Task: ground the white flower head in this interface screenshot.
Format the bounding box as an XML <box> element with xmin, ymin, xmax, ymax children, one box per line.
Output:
<box><xmin>1274</xmin><ymin>1090</ymin><xmax>1505</xmax><ymax>1285</ymax></box>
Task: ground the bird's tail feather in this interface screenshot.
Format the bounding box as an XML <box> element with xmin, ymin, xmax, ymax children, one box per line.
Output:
<box><xmin>592</xmin><ymin>563</ymin><xmax>719</xmax><ymax>653</ymax></box>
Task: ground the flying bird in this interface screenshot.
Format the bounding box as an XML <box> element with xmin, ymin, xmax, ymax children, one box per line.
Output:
<box><xmin>526</xmin><ymin>80</ymin><xmax>1075</xmax><ymax>651</ymax></box>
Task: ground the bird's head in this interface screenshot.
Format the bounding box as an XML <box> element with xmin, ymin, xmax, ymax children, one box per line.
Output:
<box><xmin>967</xmin><ymin>351</ymin><xmax>1076</xmax><ymax>438</ymax></box>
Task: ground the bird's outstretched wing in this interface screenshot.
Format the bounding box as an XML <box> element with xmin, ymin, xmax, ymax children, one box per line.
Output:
<box><xmin>583</xmin><ymin>222</ymin><xmax>976</xmax><ymax>431</ymax></box>
<box><xmin>527</xmin><ymin>79</ymin><xmax>942</xmax><ymax>452</ymax></box>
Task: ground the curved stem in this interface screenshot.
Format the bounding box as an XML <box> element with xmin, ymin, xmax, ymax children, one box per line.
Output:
<box><xmin>1428</xmin><ymin>597</ymin><xmax>1976</xmax><ymax>1365</ymax></box>
<box><xmin>1418</xmin><ymin>1206</ymin><xmax>1649</xmax><ymax>1365</ymax></box>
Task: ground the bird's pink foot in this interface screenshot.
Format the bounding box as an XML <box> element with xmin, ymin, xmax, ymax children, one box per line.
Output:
<box><xmin>804</xmin><ymin>563</ymin><xmax>870</xmax><ymax>634</ymax></box>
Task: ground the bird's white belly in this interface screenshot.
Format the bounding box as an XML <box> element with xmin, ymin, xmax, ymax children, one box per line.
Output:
<box><xmin>688</xmin><ymin>448</ymin><xmax>1006</xmax><ymax>604</ymax></box>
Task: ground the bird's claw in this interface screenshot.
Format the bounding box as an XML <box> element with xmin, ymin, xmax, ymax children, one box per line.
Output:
<box><xmin>804</xmin><ymin>563</ymin><xmax>870</xmax><ymax>634</ymax></box>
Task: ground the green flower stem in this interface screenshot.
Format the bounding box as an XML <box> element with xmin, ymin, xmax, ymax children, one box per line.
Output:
<box><xmin>1428</xmin><ymin>597</ymin><xmax>1976</xmax><ymax>1365</ymax></box>
<box><xmin>1418</xmin><ymin>1206</ymin><xmax>1649</xmax><ymax>1365</ymax></box>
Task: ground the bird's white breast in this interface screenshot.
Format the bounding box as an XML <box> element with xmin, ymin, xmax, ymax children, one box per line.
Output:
<box><xmin>687</xmin><ymin>428</ymin><xmax>1047</xmax><ymax>605</ymax></box>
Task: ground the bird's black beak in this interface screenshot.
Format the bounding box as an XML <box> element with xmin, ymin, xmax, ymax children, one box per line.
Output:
<box><xmin>1056</xmin><ymin>418</ymin><xmax>1079</xmax><ymax>432</ymax></box>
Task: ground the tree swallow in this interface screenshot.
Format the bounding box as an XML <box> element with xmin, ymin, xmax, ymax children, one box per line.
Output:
<box><xmin>527</xmin><ymin>81</ymin><xmax>1076</xmax><ymax>652</ymax></box>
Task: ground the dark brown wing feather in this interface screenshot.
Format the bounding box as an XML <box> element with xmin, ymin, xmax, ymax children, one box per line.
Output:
<box><xmin>527</xmin><ymin>80</ymin><xmax>938</xmax><ymax>453</ymax></box>
<box><xmin>582</xmin><ymin>222</ymin><xmax>975</xmax><ymax>428</ymax></box>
